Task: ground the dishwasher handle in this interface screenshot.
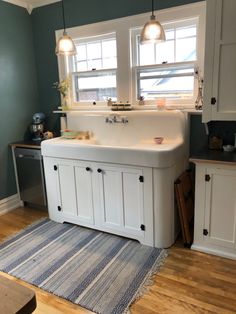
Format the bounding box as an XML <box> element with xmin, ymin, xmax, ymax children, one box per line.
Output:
<box><xmin>14</xmin><ymin>148</ymin><xmax>42</xmax><ymax>161</ymax></box>
<box><xmin>18</xmin><ymin>154</ymin><xmax>35</xmax><ymax>159</ymax></box>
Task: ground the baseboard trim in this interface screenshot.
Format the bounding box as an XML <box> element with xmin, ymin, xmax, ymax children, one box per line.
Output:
<box><xmin>191</xmin><ymin>244</ymin><xmax>236</xmax><ymax>261</ymax></box>
<box><xmin>0</xmin><ymin>194</ymin><xmax>21</xmax><ymax>216</ymax></box>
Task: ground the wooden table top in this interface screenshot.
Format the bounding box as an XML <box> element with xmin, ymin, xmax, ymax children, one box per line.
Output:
<box><xmin>0</xmin><ymin>275</ymin><xmax>36</xmax><ymax>314</ymax></box>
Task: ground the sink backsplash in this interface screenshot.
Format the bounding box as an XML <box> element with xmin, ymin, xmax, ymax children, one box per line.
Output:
<box><xmin>67</xmin><ymin>111</ymin><xmax>186</xmax><ymax>146</ymax></box>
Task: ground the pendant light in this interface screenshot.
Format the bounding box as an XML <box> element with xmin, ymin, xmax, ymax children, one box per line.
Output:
<box><xmin>140</xmin><ymin>0</ymin><xmax>166</xmax><ymax>44</ymax></box>
<box><xmin>55</xmin><ymin>0</ymin><xmax>76</xmax><ymax>56</ymax></box>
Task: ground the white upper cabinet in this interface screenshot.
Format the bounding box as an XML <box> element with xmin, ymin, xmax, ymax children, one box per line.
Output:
<box><xmin>203</xmin><ymin>0</ymin><xmax>236</xmax><ymax>122</ymax></box>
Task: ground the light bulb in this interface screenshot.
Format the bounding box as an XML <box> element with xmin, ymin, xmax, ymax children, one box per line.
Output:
<box><xmin>55</xmin><ymin>31</ymin><xmax>76</xmax><ymax>56</ymax></box>
<box><xmin>140</xmin><ymin>15</ymin><xmax>166</xmax><ymax>44</ymax></box>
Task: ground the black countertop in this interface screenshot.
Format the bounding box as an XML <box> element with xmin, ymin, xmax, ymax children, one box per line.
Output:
<box><xmin>190</xmin><ymin>149</ymin><xmax>236</xmax><ymax>164</ymax></box>
<box><xmin>10</xmin><ymin>140</ymin><xmax>42</xmax><ymax>149</ymax></box>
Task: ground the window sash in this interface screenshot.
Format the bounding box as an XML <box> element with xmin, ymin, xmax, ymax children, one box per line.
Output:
<box><xmin>72</xmin><ymin>68</ymin><xmax>117</xmax><ymax>105</ymax></box>
<box><xmin>136</xmin><ymin>64</ymin><xmax>195</xmax><ymax>101</ymax></box>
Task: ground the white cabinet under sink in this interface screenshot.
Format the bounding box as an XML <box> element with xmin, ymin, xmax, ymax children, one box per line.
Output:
<box><xmin>53</xmin><ymin>158</ymin><xmax>95</xmax><ymax>225</ymax></box>
<box><xmin>43</xmin><ymin>157</ymin><xmax>153</xmax><ymax>246</ymax></box>
<box><xmin>192</xmin><ymin>161</ymin><xmax>236</xmax><ymax>260</ymax></box>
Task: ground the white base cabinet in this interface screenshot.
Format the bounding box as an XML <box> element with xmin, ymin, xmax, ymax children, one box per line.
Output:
<box><xmin>192</xmin><ymin>162</ymin><xmax>236</xmax><ymax>260</ymax></box>
<box><xmin>43</xmin><ymin>157</ymin><xmax>153</xmax><ymax>246</ymax></box>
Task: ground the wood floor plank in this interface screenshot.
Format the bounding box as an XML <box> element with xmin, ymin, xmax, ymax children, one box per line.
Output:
<box><xmin>152</xmin><ymin>276</ymin><xmax>236</xmax><ymax>313</ymax></box>
<box><xmin>159</xmin><ymin>267</ymin><xmax>236</xmax><ymax>300</ymax></box>
<box><xmin>0</xmin><ymin>207</ymin><xmax>236</xmax><ymax>314</ymax></box>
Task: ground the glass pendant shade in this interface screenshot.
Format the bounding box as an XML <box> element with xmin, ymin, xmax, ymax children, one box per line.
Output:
<box><xmin>55</xmin><ymin>31</ymin><xmax>76</xmax><ymax>56</ymax></box>
<box><xmin>140</xmin><ymin>15</ymin><xmax>166</xmax><ymax>44</ymax></box>
<box><xmin>55</xmin><ymin>0</ymin><xmax>76</xmax><ymax>56</ymax></box>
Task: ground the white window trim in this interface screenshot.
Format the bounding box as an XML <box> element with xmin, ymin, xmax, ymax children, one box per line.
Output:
<box><xmin>55</xmin><ymin>1</ymin><xmax>206</xmax><ymax>110</ymax></box>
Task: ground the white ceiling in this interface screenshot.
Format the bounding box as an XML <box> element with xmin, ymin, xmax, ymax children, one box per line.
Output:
<box><xmin>3</xmin><ymin>0</ymin><xmax>60</xmax><ymax>13</ymax></box>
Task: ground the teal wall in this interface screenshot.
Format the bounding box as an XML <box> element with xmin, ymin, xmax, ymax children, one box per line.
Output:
<box><xmin>1</xmin><ymin>0</ymin><xmax>205</xmax><ymax>200</ymax></box>
<box><xmin>31</xmin><ymin>0</ymin><xmax>204</xmax><ymax>132</ymax></box>
<box><xmin>0</xmin><ymin>1</ymin><xmax>39</xmax><ymax>200</ymax></box>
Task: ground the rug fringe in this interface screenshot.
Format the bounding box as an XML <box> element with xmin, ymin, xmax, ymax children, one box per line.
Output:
<box><xmin>124</xmin><ymin>249</ymin><xmax>168</xmax><ymax>314</ymax></box>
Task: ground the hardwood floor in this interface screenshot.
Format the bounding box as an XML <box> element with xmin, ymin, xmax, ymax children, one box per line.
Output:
<box><xmin>0</xmin><ymin>207</ymin><xmax>236</xmax><ymax>314</ymax></box>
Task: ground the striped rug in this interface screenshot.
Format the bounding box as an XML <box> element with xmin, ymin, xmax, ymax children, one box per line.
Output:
<box><xmin>0</xmin><ymin>219</ymin><xmax>167</xmax><ymax>314</ymax></box>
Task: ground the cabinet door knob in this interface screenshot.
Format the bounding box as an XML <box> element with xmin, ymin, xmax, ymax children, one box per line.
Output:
<box><xmin>86</xmin><ymin>167</ymin><xmax>91</xmax><ymax>171</ymax></box>
<box><xmin>97</xmin><ymin>168</ymin><xmax>102</xmax><ymax>173</ymax></box>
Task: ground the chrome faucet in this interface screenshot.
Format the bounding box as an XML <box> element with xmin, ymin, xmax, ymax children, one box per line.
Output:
<box><xmin>105</xmin><ymin>115</ymin><xmax>128</xmax><ymax>124</ymax></box>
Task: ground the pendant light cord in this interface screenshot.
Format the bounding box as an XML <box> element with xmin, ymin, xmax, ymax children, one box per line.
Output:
<box><xmin>62</xmin><ymin>0</ymin><xmax>66</xmax><ymax>32</ymax></box>
<box><xmin>152</xmin><ymin>0</ymin><xmax>154</xmax><ymax>16</ymax></box>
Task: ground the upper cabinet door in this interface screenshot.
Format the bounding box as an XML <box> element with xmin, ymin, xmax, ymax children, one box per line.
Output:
<box><xmin>203</xmin><ymin>0</ymin><xmax>236</xmax><ymax>122</ymax></box>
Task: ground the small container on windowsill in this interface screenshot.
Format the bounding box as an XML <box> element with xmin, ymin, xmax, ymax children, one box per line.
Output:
<box><xmin>154</xmin><ymin>137</ymin><xmax>164</xmax><ymax>144</ymax></box>
<box><xmin>157</xmin><ymin>98</ymin><xmax>166</xmax><ymax>111</ymax></box>
<box><xmin>223</xmin><ymin>145</ymin><xmax>235</xmax><ymax>152</ymax></box>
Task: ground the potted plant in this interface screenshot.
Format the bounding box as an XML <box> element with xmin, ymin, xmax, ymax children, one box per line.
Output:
<box><xmin>53</xmin><ymin>77</ymin><xmax>71</xmax><ymax>110</ymax></box>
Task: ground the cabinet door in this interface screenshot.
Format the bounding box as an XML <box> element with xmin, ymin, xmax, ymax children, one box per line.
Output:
<box><xmin>56</xmin><ymin>160</ymin><xmax>78</xmax><ymax>218</ymax></box>
<box><xmin>74</xmin><ymin>163</ymin><xmax>94</xmax><ymax>225</ymax></box>
<box><xmin>95</xmin><ymin>164</ymin><xmax>145</xmax><ymax>238</ymax></box>
<box><xmin>203</xmin><ymin>0</ymin><xmax>236</xmax><ymax>122</ymax></box>
<box><xmin>204</xmin><ymin>167</ymin><xmax>236</xmax><ymax>249</ymax></box>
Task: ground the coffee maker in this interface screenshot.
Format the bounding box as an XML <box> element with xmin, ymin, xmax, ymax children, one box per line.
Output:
<box><xmin>29</xmin><ymin>112</ymin><xmax>45</xmax><ymax>141</ymax></box>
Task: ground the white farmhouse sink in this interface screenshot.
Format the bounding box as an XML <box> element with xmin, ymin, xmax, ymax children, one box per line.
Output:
<box><xmin>42</xmin><ymin>110</ymin><xmax>188</xmax><ymax>248</ymax></box>
<box><xmin>41</xmin><ymin>137</ymin><xmax>184</xmax><ymax>168</ymax></box>
<box><xmin>41</xmin><ymin>110</ymin><xmax>187</xmax><ymax>168</ymax></box>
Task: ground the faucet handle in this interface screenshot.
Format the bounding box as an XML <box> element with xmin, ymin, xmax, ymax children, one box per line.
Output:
<box><xmin>121</xmin><ymin>116</ymin><xmax>128</xmax><ymax>124</ymax></box>
<box><xmin>105</xmin><ymin>116</ymin><xmax>113</xmax><ymax>123</ymax></box>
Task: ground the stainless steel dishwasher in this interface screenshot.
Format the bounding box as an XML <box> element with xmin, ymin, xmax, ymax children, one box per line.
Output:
<box><xmin>14</xmin><ymin>147</ymin><xmax>47</xmax><ymax>208</ymax></box>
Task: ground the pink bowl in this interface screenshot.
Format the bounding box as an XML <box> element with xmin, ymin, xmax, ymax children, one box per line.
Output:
<box><xmin>154</xmin><ymin>137</ymin><xmax>164</xmax><ymax>144</ymax></box>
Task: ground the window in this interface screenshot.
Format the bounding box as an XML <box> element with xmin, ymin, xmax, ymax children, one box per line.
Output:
<box><xmin>72</xmin><ymin>33</ymin><xmax>117</xmax><ymax>103</ymax></box>
<box><xmin>57</xmin><ymin>2</ymin><xmax>205</xmax><ymax>109</ymax></box>
<box><xmin>132</xmin><ymin>19</ymin><xmax>197</xmax><ymax>102</ymax></box>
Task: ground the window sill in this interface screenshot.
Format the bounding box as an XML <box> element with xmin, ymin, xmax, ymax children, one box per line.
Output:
<box><xmin>53</xmin><ymin>106</ymin><xmax>202</xmax><ymax>115</ymax></box>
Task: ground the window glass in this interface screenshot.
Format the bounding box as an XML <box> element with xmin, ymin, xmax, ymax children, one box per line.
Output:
<box><xmin>135</xmin><ymin>21</ymin><xmax>197</xmax><ymax>101</ymax></box>
<box><xmin>74</xmin><ymin>70</ymin><xmax>117</xmax><ymax>102</ymax></box>
<box><xmin>137</xmin><ymin>66</ymin><xmax>195</xmax><ymax>100</ymax></box>
<box><xmin>74</xmin><ymin>36</ymin><xmax>117</xmax><ymax>72</ymax></box>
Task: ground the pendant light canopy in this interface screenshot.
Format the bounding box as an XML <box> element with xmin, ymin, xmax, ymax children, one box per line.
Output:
<box><xmin>140</xmin><ymin>0</ymin><xmax>166</xmax><ymax>44</ymax></box>
<box><xmin>55</xmin><ymin>0</ymin><xmax>76</xmax><ymax>56</ymax></box>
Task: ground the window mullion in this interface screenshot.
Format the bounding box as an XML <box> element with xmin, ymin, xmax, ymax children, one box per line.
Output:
<box><xmin>138</xmin><ymin>73</ymin><xmax>194</xmax><ymax>80</ymax></box>
<box><xmin>116</xmin><ymin>27</ymin><xmax>130</xmax><ymax>102</ymax></box>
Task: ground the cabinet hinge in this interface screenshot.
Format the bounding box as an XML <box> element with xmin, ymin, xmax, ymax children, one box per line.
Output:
<box><xmin>211</xmin><ymin>97</ymin><xmax>216</xmax><ymax>105</ymax></box>
<box><xmin>54</xmin><ymin>165</ymin><xmax>58</xmax><ymax>171</ymax></box>
<box><xmin>205</xmin><ymin>174</ymin><xmax>211</xmax><ymax>182</ymax></box>
<box><xmin>139</xmin><ymin>176</ymin><xmax>144</xmax><ymax>183</ymax></box>
<box><xmin>57</xmin><ymin>206</ymin><xmax>61</xmax><ymax>212</ymax></box>
<box><xmin>203</xmin><ymin>229</ymin><xmax>208</xmax><ymax>236</ymax></box>
<box><xmin>140</xmin><ymin>224</ymin><xmax>145</xmax><ymax>231</ymax></box>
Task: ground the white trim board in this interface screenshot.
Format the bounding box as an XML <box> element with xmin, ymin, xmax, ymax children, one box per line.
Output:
<box><xmin>2</xmin><ymin>0</ymin><xmax>60</xmax><ymax>14</ymax></box>
<box><xmin>0</xmin><ymin>194</ymin><xmax>21</xmax><ymax>216</ymax></box>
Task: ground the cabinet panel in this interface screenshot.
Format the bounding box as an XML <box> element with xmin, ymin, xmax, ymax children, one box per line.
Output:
<box><xmin>123</xmin><ymin>171</ymin><xmax>143</xmax><ymax>231</ymax></box>
<box><xmin>97</xmin><ymin>164</ymin><xmax>146</xmax><ymax>238</ymax></box>
<box><xmin>216</xmin><ymin>44</ymin><xmax>236</xmax><ymax>113</ymax></box>
<box><xmin>74</xmin><ymin>165</ymin><xmax>94</xmax><ymax>225</ymax></box>
<box><xmin>221</xmin><ymin>0</ymin><xmax>236</xmax><ymax>42</ymax></box>
<box><xmin>100</xmin><ymin>168</ymin><xmax>123</xmax><ymax>227</ymax></box>
<box><xmin>205</xmin><ymin>168</ymin><xmax>236</xmax><ymax>249</ymax></box>
<box><xmin>57</xmin><ymin>164</ymin><xmax>77</xmax><ymax>216</ymax></box>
